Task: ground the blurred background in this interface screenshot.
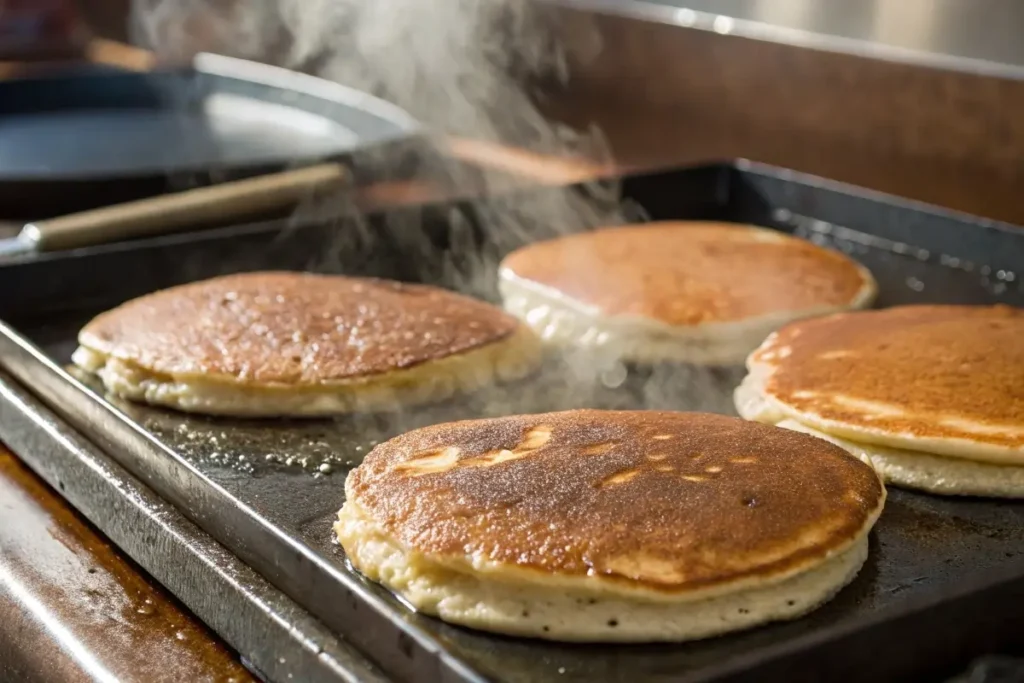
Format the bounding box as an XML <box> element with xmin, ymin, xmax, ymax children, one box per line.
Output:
<box><xmin>3</xmin><ymin>0</ymin><xmax>1022</xmax><ymax>223</ymax></box>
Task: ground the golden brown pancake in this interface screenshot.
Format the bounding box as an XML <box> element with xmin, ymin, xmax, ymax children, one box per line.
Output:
<box><xmin>498</xmin><ymin>222</ymin><xmax>877</xmax><ymax>365</ymax></box>
<box><xmin>73</xmin><ymin>271</ymin><xmax>541</xmax><ymax>417</ymax></box>
<box><xmin>735</xmin><ymin>305</ymin><xmax>1024</xmax><ymax>496</ymax></box>
<box><xmin>337</xmin><ymin>410</ymin><xmax>884</xmax><ymax>641</ymax></box>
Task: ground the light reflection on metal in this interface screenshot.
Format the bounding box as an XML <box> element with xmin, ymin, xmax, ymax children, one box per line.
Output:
<box><xmin>550</xmin><ymin>0</ymin><xmax>1024</xmax><ymax>82</ymax></box>
<box><xmin>0</xmin><ymin>564</ymin><xmax>119</xmax><ymax>683</ymax></box>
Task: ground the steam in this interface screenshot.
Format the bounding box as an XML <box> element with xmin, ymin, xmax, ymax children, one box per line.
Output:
<box><xmin>130</xmin><ymin>0</ymin><xmax>604</xmax><ymax>155</ymax></box>
<box><xmin>132</xmin><ymin>0</ymin><xmax>620</xmax><ymax>279</ymax></box>
<box><xmin>129</xmin><ymin>1</ymin><xmax>734</xmax><ymax>415</ymax></box>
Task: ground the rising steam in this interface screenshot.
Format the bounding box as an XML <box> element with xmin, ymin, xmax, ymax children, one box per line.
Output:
<box><xmin>128</xmin><ymin>1</ymin><xmax>728</xmax><ymax>414</ymax></box>
<box><xmin>130</xmin><ymin>0</ymin><xmax>622</xmax><ymax>282</ymax></box>
<box><xmin>130</xmin><ymin>0</ymin><xmax>606</xmax><ymax>160</ymax></box>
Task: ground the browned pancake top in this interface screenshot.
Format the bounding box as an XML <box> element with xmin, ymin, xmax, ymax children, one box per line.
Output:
<box><xmin>500</xmin><ymin>222</ymin><xmax>871</xmax><ymax>326</ymax></box>
<box><xmin>755</xmin><ymin>305</ymin><xmax>1024</xmax><ymax>448</ymax></box>
<box><xmin>347</xmin><ymin>410</ymin><xmax>882</xmax><ymax>592</ymax></box>
<box><xmin>79</xmin><ymin>272</ymin><xmax>520</xmax><ymax>385</ymax></box>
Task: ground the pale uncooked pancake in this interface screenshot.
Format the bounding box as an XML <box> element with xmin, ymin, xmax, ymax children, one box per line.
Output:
<box><xmin>336</xmin><ymin>410</ymin><xmax>884</xmax><ymax>642</ymax></box>
<box><xmin>73</xmin><ymin>272</ymin><xmax>542</xmax><ymax>417</ymax></box>
<box><xmin>499</xmin><ymin>222</ymin><xmax>877</xmax><ymax>365</ymax></box>
<box><xmin>735</xmin><ymin>305</ymin><xmax>1024</xmax><ymax>497</ymax></box>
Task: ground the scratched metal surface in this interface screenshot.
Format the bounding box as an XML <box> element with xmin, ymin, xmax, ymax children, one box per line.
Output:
<box><xmin>5</xmin><ymin>163</ymin><xmax>1024</xmax><ymax>683</ymax></box>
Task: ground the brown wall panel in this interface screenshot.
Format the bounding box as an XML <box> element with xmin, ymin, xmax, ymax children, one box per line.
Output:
<box><xmin>547</xmin><ymin>9</ymin><xmax>1024</xmax><ymax>223</ymax></box>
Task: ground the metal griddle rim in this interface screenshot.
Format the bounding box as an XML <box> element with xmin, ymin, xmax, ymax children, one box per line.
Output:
<box><xmin>0</xmin><ymin>322</ymin><xmax>481</xmax><ymax>683</ymax></box>
<box><xmin>0</xmin><ymin>368</ymin><xmax>390</xmax><ymax>683</ymax></box>
<box><xmin>3</xmin><ymin>159</ymin><xmax>1024</xmax><ymax>683</ymax></box>
<box><xmin>193</xmin><ymin>52</ymin><xmax>421</xmax><ymax>134</ymax></box>
<box><xmin>8</xmin><ymin>301</ymin><xmax>1024</xmax><ymax>683</ymax></box>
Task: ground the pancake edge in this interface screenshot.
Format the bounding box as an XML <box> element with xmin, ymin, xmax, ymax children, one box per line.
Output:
<box><xmin>775</xmin><ymin>419</ymin><xmax>1024</xmax><ymax>498</ymax></box>
<box><xmin>339</xmin><ymin>445</ymin><xmax>885</xmax><ymax>602</ymax></box>
<box><xmin>737</xmin><ymin>350</ymin><xmax>1024</xmax><ymax>465</ymax></box>
<box><xmin>71</xmin><ymin>325</ymin><xmax>541</xmax><ymax>417</ymax></box>
<box><xmin>334</xmin><ymin>496</ymin><xmax>872</xmax><ymax>642</ymax></box>
<box><xmin>497</xmin><ymin>258</ymin><xmax>877</xmax><ymax>366</ymax></box>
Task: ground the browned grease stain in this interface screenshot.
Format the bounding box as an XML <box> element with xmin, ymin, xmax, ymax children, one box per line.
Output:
<box><xmin>0</xmin><ymin>448</ymin><xmax>254</xmax><ymax>683</ymax></box>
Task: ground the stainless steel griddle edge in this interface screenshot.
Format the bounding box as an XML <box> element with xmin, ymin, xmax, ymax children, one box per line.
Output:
<box><xmin>0</xmin><ymin>368</ymin><xmax>390</xmax><ymax>683</ymax></box>
<box><xmin>548</xmin><ymin>0</ymin><xmax>1024</xmax><ymax>83</ymax></box>
<box><xmin>0</xmin><ymin>325</ymin><xmax>483</xmax><ymax>683</ymax></box>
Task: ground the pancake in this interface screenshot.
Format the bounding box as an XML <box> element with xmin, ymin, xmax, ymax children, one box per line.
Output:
<box><xmin>735</xmin><ymin>305</ymin><xmax>1024</xmax><ymax>497</ymax></box>
<box><xmin>499</xmin><ymin>222</ymin><xmax>877</xmax><ymax>365</ymax></box>
<box><xmin>72</xmin><ymin>271</ymin><xmax>541</xmax><ymax>417</ymax></box>
<box><xmin>336</xmin><ymin>410</ymin><xmax>884</xmax><ymax>642</ymax></box>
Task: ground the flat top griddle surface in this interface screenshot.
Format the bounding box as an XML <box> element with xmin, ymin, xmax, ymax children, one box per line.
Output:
<box><xmin>7</xmin><ymin>163</ymin><xmax>1024</xmax><ymax>683</ymax></box>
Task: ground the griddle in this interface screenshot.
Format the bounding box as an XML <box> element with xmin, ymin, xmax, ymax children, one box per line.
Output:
<box><xmin>2</xmin><ymin>160</ymin><xmax>1024</xmax><ymax>683</ymax></box>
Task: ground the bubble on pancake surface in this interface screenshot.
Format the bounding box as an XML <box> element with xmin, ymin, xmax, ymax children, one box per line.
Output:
<box><xmin>392</xmin><ymin>416</ymin><xmax>781</xmax><ymax>502</ymax></box>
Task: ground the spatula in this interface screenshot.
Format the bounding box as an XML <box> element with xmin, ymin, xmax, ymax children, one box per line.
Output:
<box><xmin>0</xmin><ymin>163</ymin><xmax>349</xmax><ymax>260</ymax></box>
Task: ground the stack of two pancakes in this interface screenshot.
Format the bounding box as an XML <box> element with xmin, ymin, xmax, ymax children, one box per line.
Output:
<box><xmin>736</xmin><ymin>305</ymin><xmax>1024</xmax><ymax>498</ymax></box>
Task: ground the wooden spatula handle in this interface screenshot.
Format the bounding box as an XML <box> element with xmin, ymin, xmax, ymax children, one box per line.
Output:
<box><xmin>24</xmin><ymin>163</ymin><xmax>348</xmax><ymax>252</ymax></box>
